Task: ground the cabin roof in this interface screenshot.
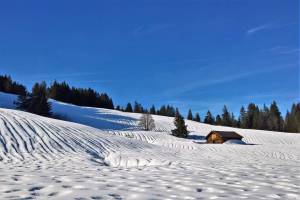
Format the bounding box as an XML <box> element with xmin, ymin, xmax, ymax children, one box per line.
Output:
<box><xmin>206</xmin><ymin>131</ymin><xmax>243</xmax><ymax>140</ymax></box>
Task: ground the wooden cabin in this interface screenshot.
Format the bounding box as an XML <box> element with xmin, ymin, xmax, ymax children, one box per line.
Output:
<box><xmin>206</xmin><ymin>131</ymin><xmax>243</xmax><ymax>144</ymax></box>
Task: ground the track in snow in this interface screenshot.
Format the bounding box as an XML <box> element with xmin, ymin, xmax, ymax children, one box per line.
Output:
<box><xmin>0</xmin><ymin>108</ymin><xmax>175</xmax><ymax>167</ymax></box>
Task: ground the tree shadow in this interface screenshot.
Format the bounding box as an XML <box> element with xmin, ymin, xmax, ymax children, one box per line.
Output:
<box><xmin>187</xmin><ymin>134</ymin><xmax>206</xmax><ymax>140</ymax></box>
<box><xmin>52</xmin><ymin>101</ymin><xmax>139</xmax><ymax>131</ymax></box>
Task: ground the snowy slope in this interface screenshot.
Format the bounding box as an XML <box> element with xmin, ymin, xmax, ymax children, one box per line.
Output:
<box><xmin>0</xmin><ymin>92</ymin><xmax>300</xmax><ymax>200</ymax></box>
<box><xmin>50</xmin><ymin>98</ymin><xmax>300</xmax><ymax>145</ymax></box>
<box><xmin>0</xmin><ymin>108</ymin><xmax>176</xmax><ymax>167</ymax></box>
<box><xmin>0</xmin><ymin>92</ymin><xmax>16</xmax><ymax>109</ymax></box>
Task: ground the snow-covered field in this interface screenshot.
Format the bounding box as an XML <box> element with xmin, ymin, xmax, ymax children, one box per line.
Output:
<box><xmin>0</xmin><ymin>92</ymin><xmax>300</xmax><ymax>200</ymax></box>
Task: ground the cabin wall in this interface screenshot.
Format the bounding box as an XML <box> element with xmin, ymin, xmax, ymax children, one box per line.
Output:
<box><xmin>207</xmin><ymin>133</ymin><xmax>224</xmax><ymax>144</ymax></box>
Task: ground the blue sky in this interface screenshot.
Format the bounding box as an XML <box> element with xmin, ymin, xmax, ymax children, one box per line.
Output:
<box><xmin>0</xmin><ymin>0</ymin><xmax>299</xmax><ymax>117</ymax></box>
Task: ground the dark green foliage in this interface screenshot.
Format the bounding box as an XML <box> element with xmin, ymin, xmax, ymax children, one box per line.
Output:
<box><xmin>134</xmin><ymin>101</ymin><xmax>143</xmax><ymax>113</ymax></box>
<box><xmin>48</xmin><ymin>81</ymin><xmax>114</xmax><ymax>109</ymax></box>
<box><xmin>215</xmin><ymin>115</ymin><xmax>222</xmax><ymax>125</ymax></box>
<box><xmin>150</xmin><ymin>105</ymin><xmax>156</xmax><ymax>114</ymax></box>
<box><xmin>284</xmin><ymin>103</ymin><xmax>300</xmax><ymax>132</ymax></box>
<box><xmin>48</xmin><ymin>81</ymin><xmax>72</xmax><ymax>103</ymax></box>
<box><xmin>204</xmin><ymin>110</ymin><xmax>215</xmax><ymax>125</ymax></box>
<box><xmin>15</xmin><ymin>94</ymin><xmax>30</xmax><ymax>110</ymax></box>
<box><xmin>221</xmin><ymin>105</ymin><xmax>232</xmax><ymax>126</ymax></box>
<box><xmin>246</xmin><ymin>103</ymin><xmax>258</xmax><ymax>129</ymax></box>
<box><xmin>193</xmin><ymin>112</ymin><xmax>201</xmax><ymax>122</ymax></box>
<box><xmin>259</xmin><ymin>105</ymin><xmax>270</xmax><ymax>130</ymax></box>
<box><xmin>269</xmin><ymin>101</ymin><xmax>284</xmax><ymax>131</ymax></box>
<box><xmin>239</xmin><ymin>106</ymin><xmax>247</xmax><ymax>128</ymax></box>
<box><xmin>218</xmin><ymin>105</ymin><xmax>238</xmax><ymax>127</ymax></box>
<box><xmin>172</xmin><ymin>109</ymin><xmax>189</xmax><ymax>138</ymax></box>
<box><xmin>201</xmin><ymin>101</ymin><xmax>298</xmax><ymax>133</ymax></box>
<box><xmin>16</xmin><ymin>82</ymin><xmax>52</xmax><ymax>117</ymax></box>
<box><xmin>231</xmin><ymin>113</ymin><xmax>239</xmax><ymax>127</ymax></box>
<box><xmin>187</xmin><ymin>109</ymin><xmax>193</xmax><ymax>120</ymax></box>
<box><xmin>0</xmin><ymin>75</ymin><xmax>27</xmax><ymax>96</ymax></box>
<box><xmin>125</xmin><ymin>103</ymin><xmax>133</xmax><ymax>112</ymax></box>
<box><xmin>158</xmin><ymin>105</ymin><xmax>176</xmax><ymax>117</ymax></box>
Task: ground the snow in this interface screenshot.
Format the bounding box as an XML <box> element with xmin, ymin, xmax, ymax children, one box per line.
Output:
<box><xmin>224</xmin><ymin>139</ymin><xmax>246</xmax><ymax>145</ymax></box>
<box><xmin>0</xmin><ymin>92</ymin><xmax>300</xmax><ymax>199</ymax></box>
<box><xmin>0</xmin><ymin>92</ymin><xmax>16</xmax><ymax>109</ymax></box>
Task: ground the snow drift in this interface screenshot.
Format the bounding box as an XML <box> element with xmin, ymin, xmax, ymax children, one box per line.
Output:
<box><xmin>0</xmin><ymin>108</ymin><xmax>175</xmax><ymax>167</ymax></box>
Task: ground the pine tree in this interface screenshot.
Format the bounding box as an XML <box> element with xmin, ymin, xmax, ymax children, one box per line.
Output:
<box><xmin>15</xmin><ymin>93</ymin><xmax>30</xmax><ymax>110</ymax></box>
<box><xmin>284</xmin><ymin>103</ymin><xmax>300</xmax><ymax>133</ymax></box>
<box><xmin>172</xmin><ymin>109</ymin><xmax>189</xmax><ymax>138</ymax></box>
<box><xmin>215</xmin><ymin>115</ymin><xmax>222</xmax><ymax>125</ymax></box>
<box><xmin>48</xmin><ymin>81</ymin><xmax>114</xmax><ymax>109</ymax></box>
<box><xmin>204</xmin><ymin>110</ymin><xmax>215</xmax><ymax>125</ymax></box>
<box><xmin>260</xmin><ymin>104</ymin><xmax>270</xmax><ymax>130</ymax></box>
<box><xmin>150</xmin><ymin>105</ymin><xmax>156</xmax><ymax>114</ymax></box>
<box><xmin>166</xmin><ymin>105</ymin><xmax>176</xmax><ymax>117</ymax></box>
<box><xmin>269</xmin><ymin>101</ymin><xmax>283</xmax><ymax>131</ymax></box>
<box><xmin>231</xmin><ymin>113</ymin><xmax>238</xmax><ymax>127</ymax></box>
<box><xmin>239</xmin><ymin>106</ymin><xmax>247</xmax><ymax>128</ymax></box>
<box><xmin>193</xmin><ymin>112</ymin><xmax>201</xmax><ymax>122</ymax></box>
<box><xmin>17</xmin><ymin>82</ymin><xmax>52</xmax><ymax>117</ymax></box>
<box><xmin>252</xmin><ymin>108</ymin><xmax>261</xmax><ymax>129</ymax></box>
<box><xmin>246</xmin><ymin>103</ymin><xmax>258</xmax><ymax>129</ymax></box>
<box><xmin>284</xmin><ymin>111</ymin><xmax>295</xmax><ymax>132</ymax></box>
<box><xmin>221</xmin><ymin>105</ymin><xmax>232</xmax><ymax>126</ymax></box>
<box><xmin>187</xmin><ymin>109</ymin><xmax>193</xmax><ymax>120</ymax></box>
<box><xmin>159</xmin><ymin>105</ymin><xmax>167</xmax><ymax>116</ymax></box>
<box><xmin>295</xmin><ymin>103</ymin><xmax>300</xmax><ymax>132</ymax></box>
<box><xmin>0</xmin><ymin>75</ymin><xmax>27</xmax><ymax>96</ymax></box>
<box><xmin>125</xmin><ymin>103</ymin><xmax>133</xmax><ymax>112</ymax></box>
<box><xmin>134</xmin><ymin>101</ymin><xmax>143</xmax><ymax>113</ymax></box>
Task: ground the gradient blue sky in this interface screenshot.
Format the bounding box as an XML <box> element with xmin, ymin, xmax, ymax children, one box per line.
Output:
<box><xmin>0</xmin><ymin>0</ymin><xmax>299</xmax><ymax>117</ymax></box>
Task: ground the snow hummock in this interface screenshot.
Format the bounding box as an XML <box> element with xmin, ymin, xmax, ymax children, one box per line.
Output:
<box><xmin>0</xmin><ymin>92</ymin><xmax>300</xmax><ymax>200</ymax></box>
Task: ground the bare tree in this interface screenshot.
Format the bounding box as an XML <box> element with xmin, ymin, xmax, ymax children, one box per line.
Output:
<box><xmin>139</xmin><ymin>113</ymin><xmax>155</xmax><ymax>131</ymax></box>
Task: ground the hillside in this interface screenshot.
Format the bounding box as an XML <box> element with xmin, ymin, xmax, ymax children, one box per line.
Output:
<box><xmin>0</xmin><ymin>92</ymin><xmax>300</xmax><ymax>199</ymax></box>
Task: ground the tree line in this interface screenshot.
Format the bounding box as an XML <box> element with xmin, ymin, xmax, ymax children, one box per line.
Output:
<box><xmin>0</xmin><ymin>75</ymin><xmax>114</xmax><ymax>117</ymax></box>
<box><xmin>48</xmin><ymin>80</ymin><xmax>114</xmax><ymax>109</ymax></box>
<box><xmin>117</xmin><ymin>102</ymin><xmax>178</xmax><ymax>117</ymax></box>
<box><xmin>0</xmin><ymin>75</ymin><xmax>27</xmax><ymax>96</ymax></box>
<box><xmin>0</xmin><ymin>74</ymin><xmax>299</xmax><ymax>133</ymax></box>
<box><xmin>199</xmin><ymin>103</ymin><xmax>300</xmax><ymax>133</ymax></box>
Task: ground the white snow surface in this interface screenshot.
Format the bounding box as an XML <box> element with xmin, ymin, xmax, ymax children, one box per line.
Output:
<box><xmin>0</xmin><ymin>92</ymin><xmax>300</xmax><ymax>200</ymax></box>
<box><xmin>224</xmin><ymin>139</ymin><xmax>246</xmax><ymax>145</ymax></box>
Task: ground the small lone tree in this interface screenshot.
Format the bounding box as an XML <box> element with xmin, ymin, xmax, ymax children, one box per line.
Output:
<box><xmin>187</xmin><ymin>109</ymin><xmax>193</xmax><ymax>120</ymax></box>
<box><xmin>172</xmin><ymin>109</ymin><xmax>189</xmax><ymax>138</ymax></box>
<box><xmin>194</xmin><ymin>112</ymin><xmax>201</xmax><ymax>122</ymax></box>
<box><xmin>125</xmin><ymin>103</ymin><xmax>133</xmax><ymax>112</ymax></box>
<box><xmin>139</xmin><ymin>113</ymin><xmax>155</xmax><ymax>131</ymax></box>
<box><xmin>204</xmin><ymin>110</ymin><xmax>215</xmax><ymax>125</ymax></box>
